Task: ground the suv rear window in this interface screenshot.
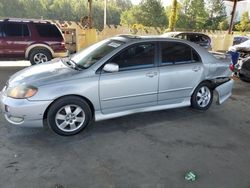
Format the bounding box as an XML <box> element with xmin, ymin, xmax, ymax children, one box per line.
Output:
<box><xmin>35</xmin><ymin>24</ymin><xmax>62</xmax><ymax>38</ymax></box>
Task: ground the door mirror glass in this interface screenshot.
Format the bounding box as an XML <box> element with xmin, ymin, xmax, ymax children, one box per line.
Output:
<box><xmin>103</xmin><ymin>63</ymin><xmax>119</xmax><ymax>73</ymax></box>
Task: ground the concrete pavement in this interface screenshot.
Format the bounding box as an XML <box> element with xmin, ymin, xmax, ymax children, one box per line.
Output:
<box><xmin>0</xmin><ymin>65</ymin><xmax>250</xmax><ymax>188</ymax></box>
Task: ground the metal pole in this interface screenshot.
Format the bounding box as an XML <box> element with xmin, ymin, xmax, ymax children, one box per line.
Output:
<box><xmin>104</xmin><ymin>0</ymin><xmax>107</xmax><ymax>29</ymax></box>
<box><xmin>228</xmin><ymin>0</ymin><xmax>237</xmax><ymax>34</ymax></box>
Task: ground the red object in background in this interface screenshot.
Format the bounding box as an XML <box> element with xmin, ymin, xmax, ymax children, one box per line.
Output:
<box><xmin>0</xmin><ymin>18</ymin><xmax>67</xmax><ymax>62</ymax></box>
<box><xmin>229</xmin><ymin>64</ymin><xmax>235</xmax><ymax>71</ymax></box>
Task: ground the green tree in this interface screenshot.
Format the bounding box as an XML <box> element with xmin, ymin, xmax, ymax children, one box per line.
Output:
<box><xmin>48</xmin><ymin>0</ymin><xmax>76</xmax><ymax>21</ymax></box>
<box><xmin>218</xmin><ymin>19</ymin><xmax>229</xmax><ymax>30</ymax></box>
<box><xmin>235</xmin><ymin>11</ymin><xmax>250</xmax><ymax>32</ymax></box>
<box><xmin>0</xmin><ymin>2</ymin><xmax>3</xmax><ymax>17</ymax></box>
<box><xmin>183</xmin><ymin>0</ymin><xmax>208</xmax><ymax>29</ymax></box>
<box><xmin>175</xmin><ymin>13</ymin><xmax>190</xmax><ymax>29</ymax></box>
<box><xmin>139</xmin><ymin>0</ymin><xmax>167</xmax><ymax>27</ymax></box>
<box><xmin>168</xmin><ymin>0</ymin><xmax>178</xmax><ymax>31</ymax></box>
<box><xmin>0</xmin><ymin>0</ymin><xmax>26</xmax><ymax>18</ymax></box>
<box><xmin>109</xmin><ymin>0</ymin><xmax>132</xmax><ymax>11</ymax></box>
<box><xmin>92</xmin><ymin>1</ymin><xmax>123</xmax><ymax>30</ymax></box>
<box><xmin>166</xmin><ymin>2</ymin><xmax>188</xmax><ymax>29</ymax></box>
<box><xmin>20</xmin><ymin>0</ymin><xmax>48</xmax><ymax>19</ymax></box>
<box><xmin>120</xmin><ymin>6</ymin><xmax>140</xmax><ymax>26</ymax></box>
<box><xmin>205</xmin><ymin>0</ymin><xmax>226</xmax><ymax>29</ymax></box>
<box><xmin>121</xmin><ymin>0</ymin><xmax>167</xmax><ymax>27</ymax></box>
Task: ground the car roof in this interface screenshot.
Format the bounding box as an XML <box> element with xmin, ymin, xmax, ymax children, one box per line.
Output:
<box><xmin>162</xmin><ymin>31</ymin><xmax>210</xmax><ymax>37</ymax></box>
<box><xmin>113</xmin><ymin>34</ymin><xmax>202</xmax><ymax>45</ymax></box>
<box><xmin>0</xmin><ymin>18</ymin><xmax>51</xmax><ymax>24</ymax></box>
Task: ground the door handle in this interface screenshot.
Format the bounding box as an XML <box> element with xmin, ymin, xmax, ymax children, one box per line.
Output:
<box><xmin>192</xmin><ymin>66</ymin><xmax>201</xmax><ymax>72</ymax></box>
<box><xmin>146</xmin><ymin>72</ymin><xmax>157</xmax><ymax>77</ymax></box>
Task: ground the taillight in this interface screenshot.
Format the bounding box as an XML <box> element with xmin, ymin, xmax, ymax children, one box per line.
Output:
<box><xmin>61</xmin><ymin>42</ymin><xmax>65</xmax><ymax>47</ymax></box>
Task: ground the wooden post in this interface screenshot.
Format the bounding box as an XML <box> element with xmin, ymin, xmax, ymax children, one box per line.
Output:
<box><xmin>88</xmin><ymin>0</ymin><xmax>93</xmax><ymax>28</ymax></box>
<box><xmin>228</xmin><ymin>0</ymin><xmax>237</xmax><ymax>34</ymax></box>
<box><xmin>104</xmin><ymin>0</ymin><xmax>107</xmax><ymax>29</ymax></box>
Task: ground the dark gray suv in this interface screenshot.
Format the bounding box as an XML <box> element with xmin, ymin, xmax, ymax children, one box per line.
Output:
<box><xmin>162</xmin><ymin>32</ymin><xmax>212</xmax><ymax>50</ymax></box>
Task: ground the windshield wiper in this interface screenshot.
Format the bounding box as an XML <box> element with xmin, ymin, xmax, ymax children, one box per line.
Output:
<box><xmin>62</xmin><ymin>58</ymin><xmax>83</xmax><ymax>70</ymax></box>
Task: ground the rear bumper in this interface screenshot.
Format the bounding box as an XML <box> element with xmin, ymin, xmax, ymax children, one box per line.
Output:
<box><xmin>0</xmin><ymin>91</ymin><xmax>52</xmax><ymax>128</ymax></box>
<box><xmin>53</xmin><ymin>50</ymin><xmax>69</xmax><ymax>58</ymax></box>
<box><xmin>215</xmin><ymin>79</ymin><xmax>234</xmax><ymax>105</ymax></box>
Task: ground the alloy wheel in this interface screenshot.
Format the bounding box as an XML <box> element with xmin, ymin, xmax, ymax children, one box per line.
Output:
<box><xmin>33</xmin><ymin>53</ymin><xmax>48</xmax><ymax>64</ymax></box>
<box><xmin>55</xmin><ymin>105</ymin><xmax>86</xmax><ymax>132</ymax></box>
<box><xmin>196</xmin><ymin>86</ymin><xmax>211</xmax><ymax>108</ymax></box>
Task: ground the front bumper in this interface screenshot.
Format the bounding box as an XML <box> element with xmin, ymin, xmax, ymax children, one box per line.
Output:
<box><xmin>0</xmin><ymin>91</ymin><xmax>52</xmax><ymax>128</ymax></box>
<box><xmin>215</xmin><ymin>79</ymin><xmax>234</xmax><ymax>105</ymax></box>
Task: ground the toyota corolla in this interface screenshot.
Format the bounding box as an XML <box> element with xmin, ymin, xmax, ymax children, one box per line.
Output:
<box><xmin>0</xmin><ymin>35</ymin><xmax>234</xmax><ymax>136</ymax></box>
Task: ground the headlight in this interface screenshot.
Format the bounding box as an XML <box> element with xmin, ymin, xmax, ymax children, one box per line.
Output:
<box><xmin>7</xmin><ymin>85</ymin><xmax>38</xmax><ymax>99</ymax></box>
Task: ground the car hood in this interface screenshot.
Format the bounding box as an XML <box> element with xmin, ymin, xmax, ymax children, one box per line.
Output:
<box><xmin>8</xmin><ymin>59</ymin><xmax>78</xmax><ymax>87</ymax></box>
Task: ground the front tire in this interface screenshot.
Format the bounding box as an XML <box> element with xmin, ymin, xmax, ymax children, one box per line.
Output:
<box><xmin>191</xmin><ymin>82</ymin><xmax>213</xmax><ymax>110</ymax></box>
<box><xmin>47</xmin><ymin>96</ymin><xmax>92</xmax><ymax>136</ymax></box>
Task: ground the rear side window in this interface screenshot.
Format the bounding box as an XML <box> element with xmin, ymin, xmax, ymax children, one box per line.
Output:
<box><xmin>200</xmin><ymin>35</ymin><xmax>210</xmax><ymax>42</ymax></box>
<box><xmin>35</xmin><ymin>24</ymin><xmax>62</xmax><ymax>38</ymax></box>
<box><xmin>187</xmin><ymin>34</ymin><xmax>201</xmax><ymax>42</ymax></box>
<box><xmin>161</xmin><ymin>42</ymin><xmax>201</xmax><ymax>65</ymax></box>
<box><xmin>176</xmin><ymin>34</ymin><xmax>187</xmax><ymax>40</ymax></box>
<box><xmin>2</xmin><ymin>23</ymin><xmax>30</xmax><ymax>37</ymax></box>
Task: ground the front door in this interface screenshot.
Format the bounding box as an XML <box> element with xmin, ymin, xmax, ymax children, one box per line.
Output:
<box><xmin>99</xmin><ymin>42</ymin><xmax>159</xmax><ymax>114</ymax></box>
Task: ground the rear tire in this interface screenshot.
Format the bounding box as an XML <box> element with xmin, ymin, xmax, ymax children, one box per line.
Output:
<box><xmin>191</xmin><ymin>82</ymin><xmax>213</xmax><ymax>110</ymax></box>
<box><xmin>47</xmin><ymin>96</ymin><xmax>92</xmax><ymax>136</ymax></box>
<box><xmin>29</xmin><ymin>48</ymin><xmax>52</xmax><ymax>65</ymax></box>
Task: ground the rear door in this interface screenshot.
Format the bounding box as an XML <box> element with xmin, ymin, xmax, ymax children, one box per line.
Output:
<box><xmin>158</xmin><ymin>41</ymin><xmax>204</xmax><ymax>105</ymax></box>
<box><xmin>2</xmin><ymin>22</ymin><xmax>30</xmax><ymax>58</ymax></box>
<box><xmin>99</xmin><ymin>42</ymin><xmax>159</xmax><ymax>114</ymax></box>
<box><xmin>34</xmin><ymin>24</ymin><xmax>64</xmax><ymax>49</ymax></box>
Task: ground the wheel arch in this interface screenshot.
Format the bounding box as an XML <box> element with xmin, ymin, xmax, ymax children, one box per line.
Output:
<box><xmin>25</xmin><ymin>44</ymin><xmax>54</xmax><ymax>59</ymax></box>
<box><xmin>192</xmin><ymin>80</ymin><xmax>215</xmax><ymax>94</ymax></box>
<box><xmin>43</xmin><ymin>94</ymin><xmax>95</xmax><ymax>120</ymax></box>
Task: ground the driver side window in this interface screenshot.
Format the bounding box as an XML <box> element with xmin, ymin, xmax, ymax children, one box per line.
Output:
<box><xmin>109</xmin><ymin>43</ymin><xmax>155</xmax><ymax>71</ymax></box>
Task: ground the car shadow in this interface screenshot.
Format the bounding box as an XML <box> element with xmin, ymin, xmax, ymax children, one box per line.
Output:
<box><xmin>2</xmin><ymin>106</ymin><xmax>207</xmax><ymax>148</ymax></box>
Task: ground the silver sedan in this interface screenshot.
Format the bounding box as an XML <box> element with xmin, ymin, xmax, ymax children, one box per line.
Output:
<box><xmin>0</xmin><ymin>35</ymin><xmax>234</xmax><ymax>136</ymax></box>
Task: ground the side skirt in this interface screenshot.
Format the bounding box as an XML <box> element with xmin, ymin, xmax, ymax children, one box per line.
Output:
<box><xmin>95</xmin><ymin>98</ymin><xmax>191</xmax><ymax>121</ymax></box>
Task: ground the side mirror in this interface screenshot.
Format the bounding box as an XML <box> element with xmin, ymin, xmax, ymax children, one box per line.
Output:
<box><xmin>103</xmin><ymin>63</ymin><xmax>119</xmax><ymax>73</ymax></box>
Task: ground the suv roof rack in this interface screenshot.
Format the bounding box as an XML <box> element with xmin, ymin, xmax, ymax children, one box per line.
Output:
<box><xmin>1</xmin><ymin>18</ymin><xmax>50</xmax><ymax>24</ymax></box>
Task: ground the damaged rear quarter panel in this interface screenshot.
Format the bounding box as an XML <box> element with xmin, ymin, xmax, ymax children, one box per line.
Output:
<box><xmin>197</xmin><ymin>49</ymin><xmax>234</xmax><ymax>105</ymax></box>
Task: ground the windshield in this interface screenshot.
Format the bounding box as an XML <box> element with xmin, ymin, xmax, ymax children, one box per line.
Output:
<box><xmin>71</xmin><ymin>39</ymin><xmax>125</xmax><ymax>69</ymax></box>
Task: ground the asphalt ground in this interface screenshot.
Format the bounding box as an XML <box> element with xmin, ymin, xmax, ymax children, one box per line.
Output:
<box><xmin>0</xmin><ymin>62</ymin><xmax>250</xmax><ymax>188</ymax></box>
